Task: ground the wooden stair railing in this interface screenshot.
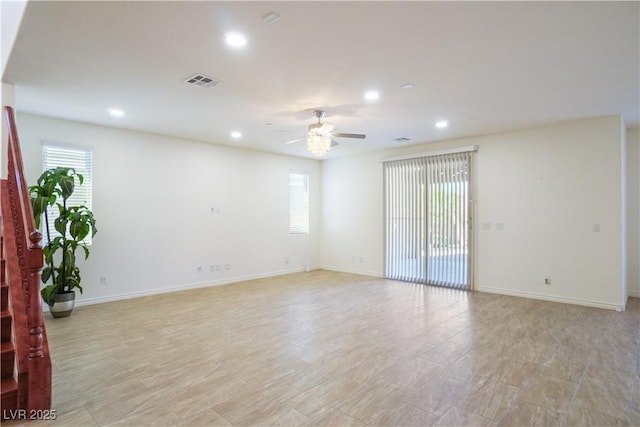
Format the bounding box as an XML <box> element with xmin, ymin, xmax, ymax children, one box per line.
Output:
<box><xmin>0</xmin><ymin>106</ymin><xmax>51</xmax><ymax>420</ymax></box>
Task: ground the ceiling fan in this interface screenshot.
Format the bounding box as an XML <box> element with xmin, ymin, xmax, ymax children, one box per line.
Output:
<box><xmin>286</xmin><ymin>110</ymin><xmax>366</xmax><ymax>156</ymax></box>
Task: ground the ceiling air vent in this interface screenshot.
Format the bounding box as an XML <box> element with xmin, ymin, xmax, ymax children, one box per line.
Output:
<box><xmin>393</xmin><ymin>137</ymin><xmax>411</xmax><ymax>142</ymax></box>
<box><xmin>184</xmin><ymin>74</ymin><xmax>221</xmax><ymax>88</ymax></box>
<box><xmin>262</xmin><ymin>11</ymin><xmax>281</xmax><ymax>24</ymax></box>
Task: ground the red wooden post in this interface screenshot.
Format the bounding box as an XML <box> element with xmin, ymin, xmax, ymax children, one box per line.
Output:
<box><xmin>4</xmin><ymin>106</ymin><xmax>52</xmax><ymax>412</ymax></box>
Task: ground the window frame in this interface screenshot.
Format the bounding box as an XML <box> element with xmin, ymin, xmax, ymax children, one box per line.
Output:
<box><xmin>289</xmin><ymin>172</ymin><xmax>309</xmax><ymax>234</ymax></box>
<box><xmin>41</xmin><ymin>141</ymin><xmax>94</xmax><ymax>245</ymax></box>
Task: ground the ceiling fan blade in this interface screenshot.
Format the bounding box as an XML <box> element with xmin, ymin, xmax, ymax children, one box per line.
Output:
<box><xmin>332</xmin><ymin>132</ymin><xmax>366</xmax><ymax>139</ymax></box>
<box><xmin>284</xmin><ymin>138</ymin><xmax>302</xmax><ymax>145</ymax></box>
<box><xmin>319</xmin><ymin>122</ymin><xmax>334</xmax><ymax>134</ymax></box>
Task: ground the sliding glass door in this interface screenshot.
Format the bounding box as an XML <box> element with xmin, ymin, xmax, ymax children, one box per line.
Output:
<box><xmin>384</xmin><ymin>151</ymin><xmax>474</xmax><ymax>289</ymax></box>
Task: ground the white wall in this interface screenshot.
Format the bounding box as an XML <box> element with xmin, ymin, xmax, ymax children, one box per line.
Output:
<box><xmin>1</xmin><ymin>0</ymin><xmax>28</xmax><ymax>74</ymax></box>
<box><xmin>1</xmin><ymin>82</ymin><xmax>15</xmax><ymax>178</ymax></box>
<box><xmin>17</xmin><ymin>113</ymin><xmax>321</xmax><ymax>305</ymax></box>
<box><xmin>1</xmin><ymin>0</ymin><xmax>28</xmax><ymax>177</ymax></box>
<box><xmin>11</xmin><ymin>112</ymin><xmax>632</xmax><ymax>310</ymax></box>
<box><xmin>320</xmin><ymin>154</ymin><xmax>384</xmax><ymax>276</ymax></box>
<box><xmin>627</xmin><ymin>127</ymin><xmax>640</xmax><ymax>298</ymax></box>
<box><xmin>321</xmin><ymin>116</ymin><xmax>625</xmax><ymax>310</ymax></box>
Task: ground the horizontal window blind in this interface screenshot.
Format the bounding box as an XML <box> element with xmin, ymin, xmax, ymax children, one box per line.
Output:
<box><xmin>42</xmin><ymin>143</ymin><xmax>93</xmax><ymax>244</ymax></box>
<box><xmin>290</xmin><ymin>172</ymin><xmax>309</xmax><ymax>234</ymax></box>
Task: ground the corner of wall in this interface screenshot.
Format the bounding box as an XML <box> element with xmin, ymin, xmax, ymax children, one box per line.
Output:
<box><xmin>626</xmin><ymin>126</ymin><xmax>640</xmax><ymax>299</ymax></box>
<box><xmin>1</xmin><ymin>83</ymin><xmax>15</xmax><ymax>179</ymax></box>
<box><xmin>621</xmin><ymin>117</ymin><xmax>628</xmax><ymax>308</ymax></box>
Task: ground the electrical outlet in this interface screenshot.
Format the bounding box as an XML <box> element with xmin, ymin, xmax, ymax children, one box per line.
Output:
<box><xmin>196</xmin><ymin>266</ymin><xmax>202</xmax><ymax>273</ymax></box>
<box><xmin>100</xmin><ymin>276</ymin><xmax>108</xmax><ymax>285</ymax></box>
<box><xmin>224</xmin><ymin>263</ymin><xmax>231</xmax><ymax>270</ymax></box>
<box><xmin>285</xmin><ymin>257</ymin><xmax>289</xmax><ymax>265</ymax></box>
<box><xmin>544</xmin><ymin>275</ymin><xmax>551</xmax><ymax>285</ymax></box>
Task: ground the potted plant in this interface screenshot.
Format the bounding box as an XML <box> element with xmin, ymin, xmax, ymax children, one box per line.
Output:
<box><xmin>29</xmin><ymin>167</ymin><xmax>97</xmax><ymax>317</ymax></box>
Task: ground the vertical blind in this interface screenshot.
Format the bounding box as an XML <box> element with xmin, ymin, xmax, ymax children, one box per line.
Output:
<box><xmin>384</xmin><ymin>151</ymin><xmax>473</xmax><ymax>289</ymax></box>
<box><xmin>289</xmin><ymin>172</ymin><xmax>309</xmax><ymax>234</ymax></box>
<box><xmin>42</xmin><ymin>143</ymin><xmax>93</xmax><ymax>244</ymax></box>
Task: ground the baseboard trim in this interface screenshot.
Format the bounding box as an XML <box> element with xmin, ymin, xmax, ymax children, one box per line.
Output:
<box><xmin>629</xmin><ymin>290</ymin><xmax>640</xmax><ymax>298</ymax></box>
<box><xmin>477</xmin><ymin>286</ymin><xmax>623</xmax><ymax>311</ymax></box>
<box><xmin>49</xmin><ymin>270</ymin><xmax>628</xmax><ymax>312</ymax></box>
<box><xmin>319</xmin><ymin>265</ymin><xmax>383</xmax><ymax>278</ymax></box>
<box><xmin>49</xmin><ymin>266</ymin><xmax>320</xmax><ymax>310</ymax></box>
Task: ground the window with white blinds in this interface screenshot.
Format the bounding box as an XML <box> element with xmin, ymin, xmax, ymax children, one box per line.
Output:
<box><xmin>42</xmin><ymin>143</ymin><xmax>93</xmax><ymax>244</ymax></box>
<box><xmin>384</xmin><ymin>150</ymin><xmax>474</xmax><ymax>289</ymax></box>
<box><xmin>289</xmin><ymin>172</ymin><xmax>309</xmax><ymax>234</ymax></box>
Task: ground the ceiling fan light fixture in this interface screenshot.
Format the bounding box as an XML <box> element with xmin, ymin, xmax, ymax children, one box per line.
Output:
<box><xmin>318</xmin><ymin>122</ymin><xmax>334</xmax><ymax>134</ymax></box>
<box><xmin>307</xmin><ymin>132</ymin><xmax>331</xmax><ymax>156</ymax></box>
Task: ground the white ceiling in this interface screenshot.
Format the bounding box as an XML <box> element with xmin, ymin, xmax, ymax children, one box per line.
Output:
<box><xmin>4</xmin><ymin>1</ymin><xmax>639</xmax><ymax>159</ymax></box>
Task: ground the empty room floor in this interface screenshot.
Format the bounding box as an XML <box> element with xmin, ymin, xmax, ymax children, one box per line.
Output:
<box><xmin>8</xmin><ymin>270</ymin><xmax>640</xmax><ymax>426</ymax></box>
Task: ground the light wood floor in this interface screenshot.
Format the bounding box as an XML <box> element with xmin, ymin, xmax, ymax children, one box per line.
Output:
<box><xmin>7</xmin><ymin>270</ymin><xmax>640</xmax><ymax>426</ymax></box>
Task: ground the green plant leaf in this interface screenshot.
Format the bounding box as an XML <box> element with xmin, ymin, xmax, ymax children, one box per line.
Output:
<box><xmin>41</xmin><ymin>285</ymin><xmax>57</xmax><ymax>307</ymax></box>
<box><xmin>31</xmin><ymin>195</ymin><xmax>49</xmax><ymax>216</ymax></box>
<box><xmin>54</xmin><ymin>216</ymin><xmax>68</xmax><ymax>236</ymax></box>
<box><xmin>43</xmin><ymin>240</ymin><xmax>62</xmax><ymax>264</ymax></box>
<box><xmin>42</xmin><ymin>181</ymin><xmax>56</xmax><ymax>198</ymax></box>
<box><xmin>71</xmin><ymin>218</ymin><xmax>88</xmax><ymax>240</ymax></box>
<box><xmin>33</xmin><ymin>167</ymin><xmax>95</xmax><ymax>306</ymax></box>
<box><xmin>66</xmin><ymin>276</ymin><xmax>79</xmax><ymax>288</ymax></box>
<box><xmin>59</xmin><ymin>175</ymin><xmax>75</xmax><ymax>200</ymax></box>
<box><xmin>41</xmin><ymin>266</ymin><xmax>52</xmax><ymax>283</ymax></box>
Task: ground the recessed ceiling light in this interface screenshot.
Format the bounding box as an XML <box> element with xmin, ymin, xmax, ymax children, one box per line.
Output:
<box><xmin>108</xmin><ymin>108</ymin><xmax>124</xmax><ymax>117</ymax></box>
<box><xmin>225</xmin><ymin>32</ymin><xmax>247</xmax><ymax>48</ymax></box>
<box><xmin>364</xmin><ymin>90</ymin><xmax>380</xmax><ymax>101</ymax></box>
<box><xmin>231</xmin><ymin>131</ymin><xmax>242</xmax><ymax>139</ymax></box>
<box><xmin>435</xmin><ymin>120</ymin><xmax>449</xmax><ymax>129</ymax></box>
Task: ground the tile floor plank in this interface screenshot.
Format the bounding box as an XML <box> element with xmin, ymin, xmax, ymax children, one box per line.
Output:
<box><xmin>2</xmin><ymin>271</ymin><xmax>637</xmax><ymax>426</ymax></box>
